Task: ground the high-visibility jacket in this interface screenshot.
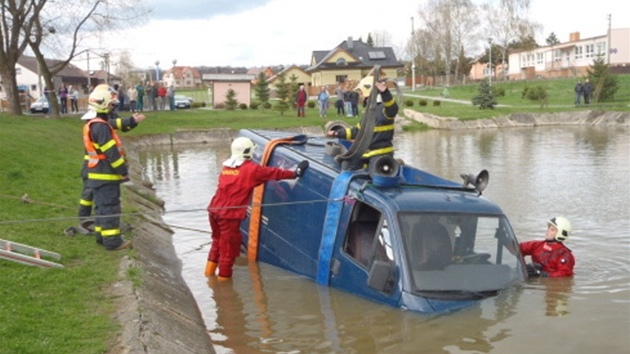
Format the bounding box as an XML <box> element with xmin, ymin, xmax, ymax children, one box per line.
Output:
<box><xmin>82</xmin><ymin>117</ymin><xmax>128</xmax><ymax>187</ymax></box>
<box><xmin>520</xmin><ymin>240</ymin><xmax>575</xmax><ymax>277</ymax></box>
<box><xmin>337</xmin><ymin>88</ymin><xmax>399</xmax><ymax>158</ymax></box>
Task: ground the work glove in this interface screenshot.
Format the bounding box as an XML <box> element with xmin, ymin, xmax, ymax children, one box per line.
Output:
<box><xmin>526</xmin><ymin>263</ymin><xmax>548</xmax><ymax>277</ymax></box>
<box><xmin>294</xmin><ymin>160</ymin><xmax>309</xmax><ymax>178</ymax></box>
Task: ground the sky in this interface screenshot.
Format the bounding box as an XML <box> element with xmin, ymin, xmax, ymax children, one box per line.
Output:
<box><xmin>83</xmin><ymin>0</ymin><xmax>629</xmax><ymax>71</ymax></box>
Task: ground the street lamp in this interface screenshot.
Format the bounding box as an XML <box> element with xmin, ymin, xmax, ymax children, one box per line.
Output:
<box><xmin>488</xmin><ymin>38</ymin><xmax>493</xmax><ymax>86</ymax></box>
<box><xmin>155</xmin><ymin>60</ymin><xmax>160</xmax><ymax>82</ymax></box>
<box><xmin>411</xmin><ymin>17</ymin><xmax>416</xmax><ymax>92</ymax></box>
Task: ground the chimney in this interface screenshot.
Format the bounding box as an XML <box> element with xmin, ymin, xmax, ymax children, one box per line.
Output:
<box><xmin>347</xmin><ymin>36</ymin><xmax>353</xmax><ymax>50</ymax></box>
<box><xmin>569</xmin><ymin>32</ymin><xmax>580</xmax><ymax>42</ymax></box>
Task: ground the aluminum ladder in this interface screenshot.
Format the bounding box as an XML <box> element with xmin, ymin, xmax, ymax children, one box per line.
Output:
<box><xmin>0</xmin><ymin>238</ymin><xmax>64</xmax><ymax>268</ymax></box>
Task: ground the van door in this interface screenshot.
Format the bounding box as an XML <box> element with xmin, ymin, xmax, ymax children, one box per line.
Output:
<box><xmin>329</xmin><ymin>201</ymin><xmax>401</xmax><ymax>307</ymax></box>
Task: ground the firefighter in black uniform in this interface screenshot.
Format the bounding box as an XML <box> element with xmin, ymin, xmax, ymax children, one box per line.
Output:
<box><xmin>81</xmin><ymin>84</ymin><xmax>146</xmax><ymax>250</ymax></box>
<box><xmin>326</xmin><ymin>80</ymin><xmax>399</xmax><ymax>169</ymax></box>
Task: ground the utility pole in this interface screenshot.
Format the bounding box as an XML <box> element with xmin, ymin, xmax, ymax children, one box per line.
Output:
<box><xmin>488</xmin><ymin>38</ymin><xmax>493</xmax><ymax>87</ymax></box>
<box><xmin>411</xmin><ymin>17</ymin><xmax>416</xmax><ymax>92</ymax></box>
<box><xmin>607</xmin><ymin>14</ymin><xmax>612</xmax><ymax>64</ymax></box>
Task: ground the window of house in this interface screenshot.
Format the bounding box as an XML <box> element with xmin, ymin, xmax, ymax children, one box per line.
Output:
<box><xmin>335</xmin><ymin>75</ymin><xmax>348</xmax><ymax>84</ymax></box>
<box><xmin>536</xmin><ymin>52</ymin><xmax>543</xmax><ymax>65</ymax></box>
<box><xmin>336</xmin><ymin>58</ymin><xmax>347</xmax><ymax>66</ymax></box>
<box><xmin>585</xmin><ymin>44</ymin><xmax>595</xmax><ymax>58</ymax></box>
<box><xmin>554</xmin><ymin>50</ymin><xmax>562</xmax><ymax>62</ymax></box>
<box><xmin>574</xmin><ymin>46</ymin><xmax>583</xmax><ymax>60</ymax></box>
<box><xmin>597</xmin><ymin>41</ymin><xmax>607</xmax><ymax>56</ymax></box>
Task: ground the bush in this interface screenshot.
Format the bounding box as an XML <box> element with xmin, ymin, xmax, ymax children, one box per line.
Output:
<box><xmin>432</xmin><ymin>100</ymin><xmax>441</xmax><ymax>107</ymax></box>
<box><xmin>419</xmin><ymin>99</ymin><xmax>428</xmax><ymax>107</ymax></box>
<box><xmin>191</xmin><ymin>101</ymin><xmax>206</xmax><ymax>108</ymax></box>
<box><xmin>214</xmin><ymin>103</ymin><xmax>226</xmax><ymax>109</ymax></box>
<box><xmin>263</xmin><ymin>102</ymin><xmax>272</xmax><ymax>109</ymax></box>
<box><xmin>307</xmin><ymin>100</ymin><xmax>316</xmax><ymax>108</ymax></box>
<box><xmin>239</xmin><ymin>103</ymin><xmax>248</xmax><ymax>110</ymax></box>
<box><xmin>492</xmin><ymin>86</ymin><xmax>506</xmax><ymax>97</ymax></box>
<box><xmin>404</xmin><ymin>99</ymin><xmax>414</xmax><ymax>107</ymax></box>
<box><xmin>250</xmin><ymin>102</ymin><xmax>259</xmax><ymax>110</ymax></box>
<box><xmin>523</xmin><ymin>85</ymin><xmax>549</xmax><ymax>108</ymax></box>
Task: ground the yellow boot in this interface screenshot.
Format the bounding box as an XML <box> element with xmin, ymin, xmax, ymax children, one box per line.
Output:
<box><xmin>204</xmin><ymin>261</ymin><xmax>217</xmax><ymax>277</ymax></box>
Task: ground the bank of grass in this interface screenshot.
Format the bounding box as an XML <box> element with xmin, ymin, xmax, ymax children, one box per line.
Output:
<box><xmin>401</xmin><ymin>74</ymin><xmax>630</xmax><ymax>120</ymax></box>
<box><xmin>0</xmin><ymin>109</ymin><xmax>355</xmax><ymax>353</ymax></box>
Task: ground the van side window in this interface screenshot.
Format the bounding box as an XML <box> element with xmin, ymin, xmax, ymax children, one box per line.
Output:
<box><xmin>344</xmin><ymin>203</ymin><xmax>391</xmax><ymax>268</ymax></box>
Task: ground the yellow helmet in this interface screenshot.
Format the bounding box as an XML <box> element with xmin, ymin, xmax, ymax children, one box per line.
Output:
<box><xmin>548</xmin><ymin>217</ymin><xmax>572</xmax><ymax>242</ymax></box>
<box><xmin>88</xmin><ymin>84</ymin><xmax>119</xmax><ymax>113</ymax></box>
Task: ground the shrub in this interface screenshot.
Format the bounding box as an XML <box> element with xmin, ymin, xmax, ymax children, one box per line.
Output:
<box><xmin>492</xmin><ymin>86</ymin><xmax>506</xmax><ymax>97</ymax></box>
<box><xmin>214</xmin><ymin>103</ymin><xmax>226</xmax><ymax>109</ymax></box>
<box><xmin>239</xmin><ymin>103</ymin><xmax>248</xmax><ymax>110</ymax></box>
<box><xmin>250</xmin><ymin>102</ymin><xmax>259</xmax><ymax>110</ymax></box>
<box><xmin>263</xmin><ymin>102</ymin><xmax>272</xmax><ymax>109</ymax></box>
<box><xmin>523</xmin><ymin>85</ymin><xmax>549</xmax><ymax>108</ymax></box>
<box><xmin>307</xmin><ymin>100</ymin><xmax>316</xmax><ymax>108</ymax></box>
<box><xmin>404</xmin><ymin>99</ymin><xmax>414</xmax><ymax>107</ymax></box>
<box><xmin>432</xmin><ymin>100</ymin><xmax>441</xmax><ymax>107</ymax></box>
<box><xmin>419</xmin><ymin>99</ymin><xmax>428</xmax><ymax>106</ymax></box>
<box><xmin>191</xmin><ymin>101</ymin><xmax>206</xmax><ymax>108</ymax></box>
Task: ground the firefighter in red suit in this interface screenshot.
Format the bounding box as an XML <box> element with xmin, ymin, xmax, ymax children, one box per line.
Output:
<box><xmin>520</xmin><ymin>217</ymin><xmax>575</xmax><ymax>277</ymax></box>
<box><xmin>205</xmin><ymin>137</ymin><xmax>309</xmax><ymax>279</ymax></box>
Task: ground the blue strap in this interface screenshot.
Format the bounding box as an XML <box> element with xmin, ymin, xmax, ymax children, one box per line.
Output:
<box><xmin>317</xmin><ymin>171</ymin><xmax>355</xmax><ymax>284</ymax></box>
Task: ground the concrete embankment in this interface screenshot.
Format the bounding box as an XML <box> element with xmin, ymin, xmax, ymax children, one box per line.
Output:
<box><xmin>109</xmin><ymin>113</ymin><xmax>627</xmax><ymax>353</ymax></box>
<box><xmin>403</xmin><ymin>109</ymin><xmax>630</xmax><ymax>129</ymax></box>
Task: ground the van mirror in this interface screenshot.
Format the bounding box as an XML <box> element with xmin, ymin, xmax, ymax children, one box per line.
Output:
<box><xmin>368</xmin><ymin>260</ymin><xmax>393</xmax><ymax>292</ymax></box>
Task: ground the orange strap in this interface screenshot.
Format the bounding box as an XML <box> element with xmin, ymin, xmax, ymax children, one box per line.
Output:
<box><xmin>247</xmin><ymin>136</ymin><xmax>298</xmax><ymax>261</ymax></box>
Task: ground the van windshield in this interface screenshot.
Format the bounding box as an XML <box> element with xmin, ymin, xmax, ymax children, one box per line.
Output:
<box><xmin>398</xmin><ymin>213</ymin><xmax>524</xmax><ymax>300</ymax></box>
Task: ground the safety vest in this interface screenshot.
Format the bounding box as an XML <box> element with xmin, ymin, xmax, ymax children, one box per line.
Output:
<box><xmin>83</xmin><ymin>118</ymin><xmax>126</xmax><ymax>181</ymax></box>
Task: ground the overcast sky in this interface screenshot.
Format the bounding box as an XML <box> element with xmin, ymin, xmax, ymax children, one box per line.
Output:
<box><xmin>84</xmin><ymin>0</ymin><xmax>628</xmax><ymax>70</ymax></box>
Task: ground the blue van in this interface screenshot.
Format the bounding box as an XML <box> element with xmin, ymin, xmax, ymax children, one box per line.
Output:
<box><xmin>239</xmin><ymin>129</ymin><xmax>526</xmax><ymax>314</ymax></box>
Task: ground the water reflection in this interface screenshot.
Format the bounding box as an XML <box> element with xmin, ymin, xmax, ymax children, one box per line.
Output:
<box><xmin>139</xmin><ymin>126</ymin><xmax>630</xmax><ymax>354</ymax></box>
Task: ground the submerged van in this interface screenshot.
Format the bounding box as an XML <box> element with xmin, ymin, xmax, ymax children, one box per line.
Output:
<box><xmin>239</xmin><ymin>129</ymin><xmax>526</xmax><ymax>314</ymax></box>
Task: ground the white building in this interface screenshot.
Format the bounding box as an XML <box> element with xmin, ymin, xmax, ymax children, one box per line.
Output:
<box><xmin>508</xmin><ymin>28</ymin><xmax>630</xmax><ymax>79</ymax></box>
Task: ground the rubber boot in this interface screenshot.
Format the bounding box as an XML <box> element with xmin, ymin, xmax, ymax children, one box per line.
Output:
<box><xmin>204</xmin><ymin>261</ymin><xmax>217</xmax><ymax>277</ymax></box>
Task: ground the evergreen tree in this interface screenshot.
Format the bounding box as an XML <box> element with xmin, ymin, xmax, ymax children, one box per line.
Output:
<box><xmin>225</xmin><ymin>88</ymin><xmax>238</xmax><ymax>110</ymax></box>
<box><xmin>472</xmin><ymin>80</ymin><xmax>497</xmax><ymax>109</ymax></box>
<box><xmin>274</xmin><ymin>73</ymin><xmax>290</xmax><ymax>115</ymax></box>
<box><xmin>587</xmin><ymin>55</ymin><xmax>619</xmax><ymax>102</ymax></box>
<box><xmin>254</xmin><ymin>71</ymin><xmax>270</xmax><ymax>108</ymax></box>
<box><xmin>366</xmin><ymin>33</ymin><xmax>374</xmax><ymax>47</ymax></box>
<box><xmin>545</xmin><ymin>33</ymin><xmax>560</xmax><ymax>46</ymax></box>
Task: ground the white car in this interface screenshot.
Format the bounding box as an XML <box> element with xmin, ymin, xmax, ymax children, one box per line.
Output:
<box><xmin>174</xmin><ymin>95</ymin><xmax>192</xmax><ymax>109</ymax></box>
<box><xmin>30</xmin><ymin>96</ymin><xmax>51</xmax><ymax>113</ymax></box>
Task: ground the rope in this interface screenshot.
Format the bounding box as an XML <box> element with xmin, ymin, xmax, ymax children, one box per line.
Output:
<box><xmin>0</xmin><ymin>193</ymin><xmax>348</xmax><ymax>226</ymax></box>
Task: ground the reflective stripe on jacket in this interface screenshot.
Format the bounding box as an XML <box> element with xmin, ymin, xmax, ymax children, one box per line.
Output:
<box><xmin>83</xmin><ymin>117</ymin><xmax>127</xmax><ymax>183</ymax></box>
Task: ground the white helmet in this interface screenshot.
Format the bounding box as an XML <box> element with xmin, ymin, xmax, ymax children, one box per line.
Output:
<box><xmin>230</xmin><ymin>137</ymin><xmax>255</xmax><ymax>161</ymax></box>
<box><xmin>548</xmin><ymin>217</ymin><xmax>572</xmax><ymax>242</ymax></box>
<box><xmin>88</xmin><ymin>84</ymin><xmax>119</xmax><ymax>113</ymax></box>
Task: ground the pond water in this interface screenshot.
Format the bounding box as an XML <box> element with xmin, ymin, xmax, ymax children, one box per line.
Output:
<box><xmin>138</xmin><ymin>126</ymin><xmax>630</xmax><ymax>354</ymax></box>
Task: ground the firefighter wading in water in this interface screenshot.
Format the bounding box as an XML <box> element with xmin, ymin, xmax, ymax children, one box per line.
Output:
<box><xmin>205</xmin><ymin>137</ymin><xmax>309</xmax><ymax>280</ymax></box>
<box><xmin>81</xmin><ymin>84</ymin><xmax>146</xmax><ymax>250</ymax></box>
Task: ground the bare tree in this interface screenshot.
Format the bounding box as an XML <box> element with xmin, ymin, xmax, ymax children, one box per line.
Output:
<box><xmin>482</xmin><ymin>0</ymin><xmax>541</xmax><ymax>80</ymax></box>
<box><xmin>1</xmin><ymin>0</ymin><xmax>148</xmax><ymax>116</ymax></box>
<box><xmin>0</xmin><ymin>0</ymin><xmax>46</xmax><ymax>115</ymax></box>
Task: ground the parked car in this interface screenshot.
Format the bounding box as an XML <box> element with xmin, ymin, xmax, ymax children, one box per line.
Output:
<box><xmin>29</xmin><ymin>96</ymin><xmax>64</xmax><ymax>114</ymax></box>
<box><xmin>30</xmin><ymin>96</ymin><xmax>51</xmax><ymax>113</ymax></box>
<box><xmin>174</xmin><ymin>95</ymin><xmax>192</xmax><ymax>109</ymax></box>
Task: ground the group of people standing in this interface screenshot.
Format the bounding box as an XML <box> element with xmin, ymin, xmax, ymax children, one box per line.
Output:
<box><xmin>574</xmin><ymin>78</ymin><xmax>593</xmax><ymax>105</ymax></box>
<box><xmin>116</xmin><ymin>81</ymin><xmax>176</xmax><ymax>113</ymax></box>
<box><xmin>56</xmin><ymin>83</ymin><xmax>79</xmax><ymax>114</ymax></box>
<box><xmin>294</xmin><ymin>83</ymin><xmax>362</xmax><ymax>118</ymax></box>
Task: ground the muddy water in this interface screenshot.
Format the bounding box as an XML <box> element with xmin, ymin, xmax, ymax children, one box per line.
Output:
<box><xmin>138</xmin><ymin>126</ymin><xmax>629</xmax><ymax>354</ymax></box>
